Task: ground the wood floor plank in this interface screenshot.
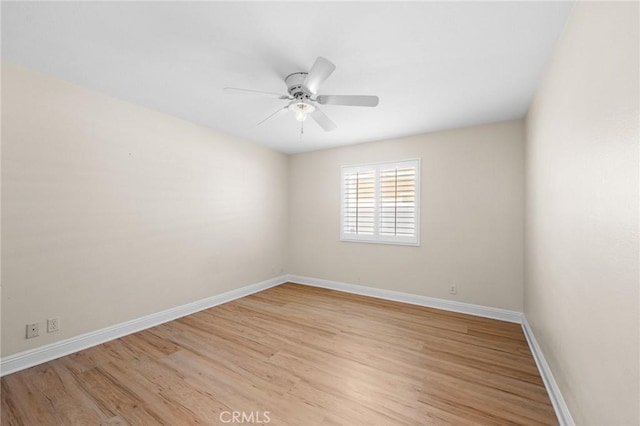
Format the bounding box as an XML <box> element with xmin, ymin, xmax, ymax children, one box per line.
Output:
<box><xmin>1</xmin><ymin>283</ymin><xmax>558</xmax><ymax>425</ymax></box>
<box><xmin>2</xmin><ymin>371</ymin><xmax>67</xmax><ymax>425</ymax></box>
<box><xmin>75</xmin><ymin>367</ymin><xmax>165</xmax><ymax>425</ymax></box>
<box><xmin>43</xmin><ymin>363</ymin><xmax>112</xmax><ymax>425</ymax></box>
<box><xmin>125</xmin><ymin>356</ymin><xmax>232</xmax><ymax>425</ymax></box>
<box><xmin>1</xmin><ymin>380</ymin><xmax>25</xmax><ymax>426</ymax></box>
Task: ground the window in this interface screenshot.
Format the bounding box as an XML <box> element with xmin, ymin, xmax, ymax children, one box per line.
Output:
<box><xmin>341</xmin><ymin>159</ymin><xmax>420</xmax><ymax>245</ymax></box>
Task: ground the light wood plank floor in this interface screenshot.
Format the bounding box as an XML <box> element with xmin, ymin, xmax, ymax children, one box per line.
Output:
<box><xmin>1</xmin><ymin>283</ymin><xmax>557</xmax><ymax>425</ymax></box>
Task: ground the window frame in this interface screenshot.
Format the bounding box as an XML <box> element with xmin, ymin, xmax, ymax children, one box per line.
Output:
<box><xmin>340</xmin><ymin>159</ymin><xmax>421</xmax><ymax>246</ymax></box>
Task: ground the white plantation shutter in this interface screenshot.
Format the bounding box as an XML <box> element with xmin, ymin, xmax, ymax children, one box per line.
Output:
<box><xmin>341</xmin><ymin>159</ymin><xmax>420</xmax><ymax>245</ymax></box>
<box><xmin>380</xmin><ymin>166</ymin><xmax>417</xmax><ymax>237</ymax></box>
<box><xmin>343</xmin><ymin>169</ymin><xmax>376</xmax><ymax>235</ymax></box>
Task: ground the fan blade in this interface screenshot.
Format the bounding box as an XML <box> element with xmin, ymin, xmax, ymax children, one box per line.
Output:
<box><xmin>224</xmin><ymin>87</ymin><xmax>290</xmax><ymax>100</ymax></box>
<box><xmin>316</xmin><ymin>95</ymin><xmax>379</xmax><ymax>107</ymax></box>
<box><xmin>302</xmin><ymin>57</ymin><xmax>336</xmax><ymax>95</ymax></box>
<box><xmin>309</xmin><ymin>107</ymin><xmax>337</xmax><ymax>132</ymax></box>
<box><xmin>257</xmin><ymin>106</ymin><xmax>288</xmax><ymax>125</ymax></box>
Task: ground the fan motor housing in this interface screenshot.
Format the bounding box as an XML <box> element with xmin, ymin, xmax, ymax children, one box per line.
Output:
<box><xmin>285</xmin><ymin>72</ymin><xmax>311</xmax><ymax>100</ymax></box>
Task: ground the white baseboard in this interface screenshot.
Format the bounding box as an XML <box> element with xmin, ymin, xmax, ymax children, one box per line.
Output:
<box><xmin>286</xmin><ymin>274</ymin><xmax>523</xmax><ymax>323</ymax></box>
<box><xmin>0</xmin><ymin>275</ymin><xmax>288</xmax><ymax>377</ymax></box>
<box><xmin>521</xmin><ymin>317</ymin><xmax>575</xmax><ymax>426</ymax></box>
<box><xmin>0</xmin><ymin>273</ymin><xmax>571</xmax><ymax>426</ymax></box>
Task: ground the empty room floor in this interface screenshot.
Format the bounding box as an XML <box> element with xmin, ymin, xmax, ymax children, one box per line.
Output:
<box><xmin>0</xmin><ymin>283</ymin><xmax>557</xmax><ymax>425</ymax></box>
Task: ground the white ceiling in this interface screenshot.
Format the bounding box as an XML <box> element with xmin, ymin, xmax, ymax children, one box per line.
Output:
<box><xmin>2</xmin><ymin>2</ymin><xmax>573</xmax><ymax>154</ymax></box>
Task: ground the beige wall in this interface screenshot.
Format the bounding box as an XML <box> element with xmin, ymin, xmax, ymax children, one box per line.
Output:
<box><xmin>288</xmin><ymin>120</ymin><xmax>525</xmax><ymax>311</ymax></box>
<box><xmin>525</xmin><ymin>2</ymin><xmax>639</xmax><ymax>425</ymax></box>
<box><xmin>1</xmin><ymin>63</ymin><xmax>288</xmax><ymax>356</ymax></box>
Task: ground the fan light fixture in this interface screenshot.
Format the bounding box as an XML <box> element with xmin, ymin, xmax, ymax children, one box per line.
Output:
<box><xmin>224</xmin><ymin>56</ymin><xmax>379</xmax><ymax>133</ymax></box>
<box><xmin>288</xmin><ymin>100</ymin><xmax>315</xmax><ymax>122</ymax></box>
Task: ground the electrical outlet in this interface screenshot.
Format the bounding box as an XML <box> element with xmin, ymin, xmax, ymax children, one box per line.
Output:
<box><xmin>26</xmin><ymin>323</ymin><xmax>39</xmax><ymax>339</ymax></box>
<box><xmin>449</xmin><ymin>285</ymin><xmax>457</xmax><ymax>295</ymax></box>
<box><xmin>47</xmin><ymin>317</ymin><xmax>60</xmax><ymax>333</ymax></box>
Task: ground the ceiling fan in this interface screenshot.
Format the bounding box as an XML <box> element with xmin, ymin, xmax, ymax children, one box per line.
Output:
<box><xmin>224</xmin><ymin>57</ymin><xmax>379</xmax><ymax>133</ymax></box>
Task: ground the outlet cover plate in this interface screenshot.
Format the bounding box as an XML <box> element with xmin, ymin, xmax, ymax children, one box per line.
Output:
<box><xmin>47</xmin><ymin>317</ymin><xmax>60</xmax><ymax>333</ymax></box>
<box><xmin>26</xmin><ymin>323</ymin><xmax>39</xmax><ymax>339</ymax></box>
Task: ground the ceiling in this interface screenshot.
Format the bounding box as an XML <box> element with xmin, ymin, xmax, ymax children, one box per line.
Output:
<box><xmin>2</xmin><ymin>2</ymin><xmax>574</xmax><ymax>154</ymax></box>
